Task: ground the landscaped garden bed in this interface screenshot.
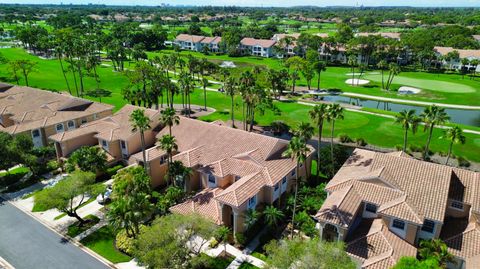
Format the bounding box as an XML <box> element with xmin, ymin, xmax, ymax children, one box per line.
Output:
<box><xmin>66</xmin><ymin>214</ymin><xmax>100</xmax><ymax>237</ymax></box>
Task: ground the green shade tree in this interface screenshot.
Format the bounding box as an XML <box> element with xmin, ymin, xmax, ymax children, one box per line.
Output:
<box><xmin>66</xmin><ymin>146</ymin><xmax>107</xmax><ymax>174</ymax></box>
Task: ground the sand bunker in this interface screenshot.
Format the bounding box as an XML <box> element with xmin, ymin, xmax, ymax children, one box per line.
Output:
<box><xmin>398</xmin><ymin>86</ymin><xmax>421</xmax><ymax>94</ymax></box>
<box><xmin>345</xmin><ymin>79</ymin><xmax>370</xmax><ymax>85</ymax></box>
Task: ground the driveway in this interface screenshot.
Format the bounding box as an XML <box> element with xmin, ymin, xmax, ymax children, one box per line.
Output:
<box><xmin>0</xmin><ymin>198</ymin><xmax>110</xmax><ymax>269</ymax></box>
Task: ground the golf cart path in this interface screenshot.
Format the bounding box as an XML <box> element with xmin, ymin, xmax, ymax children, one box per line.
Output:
<box><xmin>342</xmin><ymin>92</ymin><xmax>480</xmax><ymax>110</ymax></box>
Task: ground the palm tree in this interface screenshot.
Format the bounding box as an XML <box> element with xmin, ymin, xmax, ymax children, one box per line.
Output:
<box><xmin>395</xmin><ymin>109</ymin><xmax>420</xmax><ymax>152</ymax></box>
<box><xmin>309</xmin><ymin>104</ymin><xmax>329</xmax><ymax>176</ymax></box>
<box><xmin>224</xmin><ymin>76</ymin><xmax>237</xmax><ymax>128</ymax></box>
<box><xmin>244</xmin><ymin>209</ymin><xmax>260</xmax><ymax>231</ymax></box>
<box><xmin>160</xmin><ymin>107</ymin><xmax>180</xmax><ymax>136</ymax></box>
<box><xmin>377</xmin><ymin>60</ymin><xmax>387</xmax><ymax>90</ymax></box>
<box><xmin>167</xmin><ymin>160</ymin><xmax>192</xmax><ymax>190</ymax></box>
<box><xmin>130</xmin><ymin>109</ymin><xmax>151</xmax><ymax>170</ymax></box>
<box><xmin>419</xmin><ymin>239</ymin><xmax>456</xmax><ymax>268</ymax></box>
<box><xmin>348</xmin><ymin>55</ymin><xmax>357</xmax><ymax>86</ymax></box>
<box><xmin>282</xmin><ymin>136</ymin><xmax>308</xmax><ymax>238</ymax></box>
<box><xmin>158</xmin><ymin>134</ymin><xmax>178</xmax><ymax>186</ymax></box>
<box><xmin>326</xmin><ymin>104</ymin><xmax>344</xmax><ymax>176</ymax></box>
<box><xmin>313</xmin><ymin>61</ymin><xmax>327</xmax><ymax>90</ymax></box>
<box><xmin>441</xmin><ymin>126</ymin><xmax>466</xmax><ymax>165</ymax></box>
<box><xmin>107</xmin><ymin>198</ymin><xmax>136</xmax><ymax>237</ymax></box>
<box><xmin>216</xmin><ymin>226</ymin><xmax>231</xmax><ymax>257</ymax></box>
<box><xmin>295</xmin><ymin>122</ymin><xmax>314</xmax><ymax>142</ymax></box>
<box><xmin>420</xmin><ymin>105</ymin><xmax>450</xmax><ymax>160</ymax></box>
<box><xmin>201</xmin><ymin>77</ymin><xmax>209</xmax><ymax>111</ymax></box>
<box><xmin>263</xmin><ymin>205</ymin><xmax>284</xmax><ymax>227</ymax></box>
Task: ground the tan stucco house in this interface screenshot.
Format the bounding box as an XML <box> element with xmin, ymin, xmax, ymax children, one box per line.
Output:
<box><xmin>128</xmin><ymin>117</ymin><xmax>313</xmax><ymax>234</ymax></box>
<box><xmin>50</xmin><ymin>104</ymin><xmax>161</xmax><ymax>164</ymax></box>
<box><xmin>315</xmin><ymin>149</ymin><xmax>480</xmax><ymax>269</ymax></box>
<box><xmin>0</xmin><ymin>85</ymin><xmax>113</xmax><ymax>147</ymax></box>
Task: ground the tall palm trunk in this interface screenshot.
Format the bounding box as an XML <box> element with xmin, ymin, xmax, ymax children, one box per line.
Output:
<box><xmin>330</xmin><ymin>121</ymin><xmax>335</xmax><ymax>176</ymax></box>
<box><xmin>290</xmin><ymin>164</ymin><xmax>299</xmax><ymax>239</ymax></box>
<box><xmin>317</xmin><ymin>72</ymin><xmax>321</xmax><ymax>90</ymax></box>
<box><xmin>381</xmin><ymin>69</ymin><xmax>385</xmax><ymax>89</ymax></box>
<box><xmin>446</xmin><ymin>141</ymin><xmax>454</xmax><ymax>165</ymax></box>
<box><xmin>231</xmin><ymin>95</ymin><xmax>235</xmax><ymax>128</ymax></box>
<box><xmin>424</xmin><ymin>124</ymin><xmax>434</xmax><ymax>159</ymax></box>
<box><xmin>403</xmin><ymin>128</ymin><xmax>408</xmax><ymax>152</ymax></box>
<box><xmin>203</xmin><ymin>86</ymin><xmax>207</xmax><ymax>111</ymax></box>
<box><xmin>58</xmin><ymin>56</ymin><xmax>71</xmax><ymax>94</ymax></box>
<box><xmin>317</xmin><ymin>121</ymin><xmax>323</xmax><ymax>176</ymax></box>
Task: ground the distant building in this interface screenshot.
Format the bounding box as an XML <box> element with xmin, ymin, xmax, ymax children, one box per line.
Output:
<box><xmin>356</xmin><ymin>32</ymin><xmax>401</xmax><ymax>41</ymax></box>
<box><xmin>239</xmin><ymin>38</ymin><xmax>276</xmax><ymax>58</ymax></box>
<box><xmin>173</xmin><ymin>34</ymin><xmax>222</xmax><ymax>52</ymax></box>
<box><xmin>434</xmin><ymin>46</ymin><xmax>480</xmax><ymax>71</ymax></box>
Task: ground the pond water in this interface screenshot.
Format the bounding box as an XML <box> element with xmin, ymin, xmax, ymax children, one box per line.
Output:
<box><xmin>316</xmin><ymin>95</ymin><xmax>480</xmax><ymax>127</ymax></box>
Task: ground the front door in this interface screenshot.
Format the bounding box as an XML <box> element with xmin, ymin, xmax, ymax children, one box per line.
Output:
<box><xmin>31</xmin><ymin>129</ymin><xmax>43</xmax><ymax>148</ymax></box>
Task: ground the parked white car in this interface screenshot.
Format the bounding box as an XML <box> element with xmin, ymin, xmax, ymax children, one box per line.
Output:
<box><xmin>96</xmin><ymin>185</ymin><xmax>112</xmax><ymax>205</ymax></box>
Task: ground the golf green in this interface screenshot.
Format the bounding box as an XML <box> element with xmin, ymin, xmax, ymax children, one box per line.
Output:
<box><xmin>365</xmin><ymin>74</ymin><xmax>476</xmax><ymax>93</ymax></box>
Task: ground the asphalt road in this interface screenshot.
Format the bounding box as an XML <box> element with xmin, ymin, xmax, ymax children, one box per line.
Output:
<box><xmin>0</xmin><ymin>198</ymin><xmax>110</xmax><ymax>269</ymax></box>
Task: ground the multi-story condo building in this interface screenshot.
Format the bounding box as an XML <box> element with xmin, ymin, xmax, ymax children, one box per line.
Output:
<box><xmin>239</xmin><ymin>38</ymin><xmax>276</xmax><ymax>58</ymax></box>
<box><xmin>174</xmin><ymin>34</ymin><xmax>222</xmax><ymax>52</ymax></box>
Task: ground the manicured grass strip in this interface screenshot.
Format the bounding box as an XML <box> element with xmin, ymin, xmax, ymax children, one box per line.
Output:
<box><xmin>66</xmin><ymin>215</ymin><xmax>100</xmax><ymax>237</ymax></box>
<box><xmin>80</xmin><ymin>225</ymin><xmax>132</xmax><ymax>264</ymax></box>
<box><xmin>196</xmin><ymin>254</ymin><xmax>234</xmax><ymax>269</ymax></box>
<box><xmin>0</xmin><ymin>166</ymin><xmax>30</xmax><ymax>177</ymax></box>
<box><xmin>53</xmin><ymin>197</ymin><xmax>96</xmax><ymax>220</ymax></box>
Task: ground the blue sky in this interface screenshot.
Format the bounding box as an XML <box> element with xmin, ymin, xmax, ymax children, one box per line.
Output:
<box><xmin>1</xmin><ymin>0</ymin><xmax>479</xmax><ymax>6</ymax></box>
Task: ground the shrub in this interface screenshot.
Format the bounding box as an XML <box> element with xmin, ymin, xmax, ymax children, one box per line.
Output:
<box><xmin>457</xmin><ymin>156</ymin><xmax>471</xmax><ymax>167</ymax></box>
<box><xmin>408</xmin><ymin>144</ymin><xmax>422</xmax><ymax>153</ymax></box>
<box><xmin>338</xmin><ymin>133</ymin><xmax>353</xmax><ymax>143</ymax></box>
<box><xmin>47</xmin><ymin>160</ymin><xmax>60</xmax><ymax>171</ymax></box>
<box><xmin>235</xmin><ymin>233</ymin><xmax>246</xmax><ymax>246</ymax></box>
<box><xmin>115</xmin><ymin>229</ymin><xmax>135</xmax><ymax>255</ymax></box>
<box><xmin>395</xmin><ymin>144</ymin><xmax>403</xmax><ymax>151</ymax></box>
<box><xmin>355</xmin><ymin>137</ymin><xmax>367</xmax><ymax>146</ymax></box>
<box><xmin>209</xmin><ymin>238</ymin><xmax>219</xmax><ymax>248</ymax></box>
<box><xmin>295</xmin><ymin>211</ymin><xmax>317</xmax><ymax>237</ymax></box>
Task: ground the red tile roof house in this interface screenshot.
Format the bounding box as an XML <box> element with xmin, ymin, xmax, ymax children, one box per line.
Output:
<box><xmin>174</xmin><ymin>34</ymin><xmax>222</xmax><ymax>53</ymax></box>
<box><xmin>129</xmin><ymin>117</ymin><xmax>314</xmax><ymax>235</ymax></box>
<box><xmin>240</xmin><ymin>38</ymin><xmax>277</xmax><ymax>58</ymax></box>
<box><xmin>434</xmin><ymin>46</ymin><xmax>480</xmax><ymax>71</ymax></box>
<box><xmin>50</xmin><ymin>105</ymin><xmax>161</xmax><ymax>165</ymax></box>
<box><xmin>0</xmin><ymin>85</ymin><xmax>113</xmax><ymax>148</ymax></box>
<box><xmin>272</xmin><ymin>33</ymin><xmax>329</xmax><ymax>58</ymax></box>
<box><xmin>314</xmin><ymin>149</ymin><xmax>480</xmax><ymax>269</ymax></box>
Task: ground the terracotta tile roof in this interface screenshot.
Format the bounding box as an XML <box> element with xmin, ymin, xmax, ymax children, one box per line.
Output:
<box><xmin>445</xmin><ymin>222</ymin><xmax>480</xmax><ymax>260</ymax></box>
<box><xmin>215</xmin><ymin>171</ymin><xmax>269</xmax><ymax>207</ymax></box>
<box><xmin>347</xmin><ymin>219</ymin><xmax>417</xmax><ymax>269</ymax></box>
<box><xmin>170</xmin><ymin>188</ymin><xmax>223</xmax><ymax>225</ymax></box>
<box><xmin>200</xmin><ymin>36</ymin><xmax>222</xmax><ymax>44</ymax></box>
<box><xmin>175</xmin><ymin>34</ymin><xmax>205</xmax><ymax>43</ymax></box>
<box><xmin>434</xmin><ymin>46</ymin><xmax>480</xmax><ymax>59</ymax></box>
<box><xmin>377</xmin><ymin>196</ymin><xmax>424</xmax><ymax>225</ymax></box>
<box><xmin>240</xmin><ymin>38</ymin><xmax>276</xmax><ymax>48</ymax></box>
<box><xmin>315</xmin><ymin>185</ymin><xmax>362</xmax><ymax>228</ymax></box>
<box><xmin>50</xmin><ymin>104</ymin><xmax>159</xmax><ymax>142</ymax></box>
<box><xmin>322</xmin><ymin>149</ymin><xmax>480</xmax><ymax>226</ymax></box>
<box><xmin>0</xmin><ymin>86</ymin><xmax>113</xmax><ymax>134</ymax></box>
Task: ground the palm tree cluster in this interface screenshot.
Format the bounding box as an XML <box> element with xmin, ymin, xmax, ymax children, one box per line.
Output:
<box><xmin>395</xmin><ymin>105</ymin><xmax>466</xmax><ymax>165</ymax></box>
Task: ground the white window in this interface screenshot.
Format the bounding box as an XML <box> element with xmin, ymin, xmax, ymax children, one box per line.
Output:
<box><xmin>101</xmin><ymin>140</ymin><xmax>108</xmax><ymax>150</ymax></box>
<box><xmin>81</xmin><ymin>118</ymin><xmax>87</xmax><ymax>124</ymax></box>
<box><xmin>93</xmin><ymin>113</ymin><xmax>97</xmax><ymax>120</ymax></box>
<box><xmin>32</xmin><ymin>129</ymin><xmax>40</xmax><ymax>138</ymax></box>
<box><xmin>282</xmin><ymin>177</ymin><xmax>287</xmax><ymax>185</ymax></box>
<box><xmin>392</xmin><ymin>219</ymin><xmax>405</xmax><ymax>230</ymax></box>
<box><xmin>56</xmin><ymin>123</ymin><xmax>64</xmax><ymax>133</ymax></box>
<box><xmin>67</xmin><ymin>120</ymin><xmax>75</xmax><ymax>129</ymax></box>
<box><xmin>450</xmin><ymin>201</ymin><xmax>464</xmax><ymax>210</ymax></box>
<box><xmin>365</xmin><ymin>203</ymin><xmax>377</xmax><ymax>213</ymax></box>
<box><xmin>120</xmin><ymin>140</ymin><xmax>127</xmax><ymax>149</ymax></box>
<box><xmin>274</xmin><ymin>183</ymin><xmax>279</xmax><ymax>191</ymax></box>
<box><xmin>248</xmin><ymin>195</ymin><xmax>257</xmax><ymax>209</ymax></box>
<box><xmin>291</xmin><ymin>169</ymin><xmax>296</xmax><ymax>177</ymax></box>
<box><xmin>421</xmin><ymin>219</ymin><xmax>435</xmax><ymax>233</ymax></box>
<box><xmin>159</xmin><ymin>156</ymin><xmax>166</xmax><ymax>165</ymax></box>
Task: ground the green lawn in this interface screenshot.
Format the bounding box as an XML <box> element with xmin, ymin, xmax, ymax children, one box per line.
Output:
<box><xmin>195</xmin><ymin>254</ymin><xmax>234</xmax><ymax>269</ymax></box>
<box><xmin>239</xmin><ymin>262</ymin><xmax>260</xmax><ymax>269</ymax></box>
<box><xmin>66</xmin><ymin>215</ymin><xmax>100</xmax><ymax>237</ymax></box>
<box><xmin>80</xmin><ymin>225</ymin><xmax>132</xmax><ymax>264</ymax></box>
<box><xmin>2</xmin><ymin>48</ymin><xmax>480</xmax><ymax>163</ymax></box>
<box><xmin>0</xmin><ymin>166</ymin><xmax>30</xmax><ymax>177</ymax></box>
